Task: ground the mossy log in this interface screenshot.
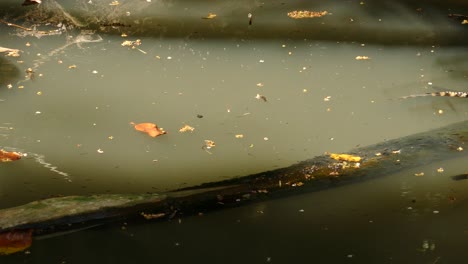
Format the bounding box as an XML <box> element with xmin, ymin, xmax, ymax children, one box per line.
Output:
<box><xmin>0</xmin><ymin>121</ymin><xmax>466</xmax><ymax>237</ymax></box>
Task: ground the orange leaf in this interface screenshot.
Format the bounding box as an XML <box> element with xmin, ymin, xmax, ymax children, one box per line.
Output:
<box><xmin>0</xmin><ymin>229</ymin><xmax>32</xmax><ymax>255</ymax></box>
<box><xmin>0</xmin><ymin>149</ymin><xmax>22</xmax><ymax>162</ymax></box>
<box><xmin>131</xmin><ymin>122</ymin><xmax>167</xmax><ymax>138</ymax></box>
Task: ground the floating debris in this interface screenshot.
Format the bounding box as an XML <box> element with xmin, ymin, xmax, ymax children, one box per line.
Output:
<box><xmin>202</xmin><ymin>13</ymin><xmax>217</xmax><ymax>19</ymax></box>
<box><xmin>255</xmin><ymin>94</ymin><xmax>267</xmax><ymax>102</ymax></box>
<box><xmin>121</xmin><ymin>39</ymin><xmax>145</xmax><ymax>53</ymax></box>
<box><xmin>141</xmin><ymin>212</ymin><xmax>165</xmax><ymax>220</ymax></box>
<box><xmin>121</xmin><ymin>39</ymin><xmax>141</xmax><ymax>47</ymax></box>
<box><xmin>235</xmin><ymin>134</ymin><xmax>244</xmax><ymax>139</ymax></box>
<box><xmin>437</xmin><ymin>168</ymin><xmax>444</xmax><ymax>173</ymax></box>
<box><xmin>179</xmin><ymin>125</ymin><xmax>195</xmax><ymax>133</ymax></box>
<box><xmin>414</xmin><ymin>172</ymin><xmax>425</xmax><ymax>177</ymax></box>
<box><xmin>25</xmin><ymin>68</ymin><xmax>34</xmax><ymax>81</ymax></box>
<box><xmin>0</xmin><ymin>150</ymin><xmax>22</xmax><ymax>162</ymax></box>
<box><xmin>401</xmin><ymin>90</ymin><xmax>467</xmax><ymax>99</ymax></box>
<box><xmin>131</xmin><ymin>122</ymin><xmax>167</xmax><ymax>138</ymax></box>
<box><xmin>355</xmin><ymin>56</ymin><xmax>370</xmax><ymax>60</ymax></box>
<box><xmin>287</xmin><ymin>10</ymin><xmax>328</xmax><ymax>19</ymax></box>
<box><xmin>203</xmin><ymin>140</ymin><xmax>216</xmax><ymax>149</ymax></box>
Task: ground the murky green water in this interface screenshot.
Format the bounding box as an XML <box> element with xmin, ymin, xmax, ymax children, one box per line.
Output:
<box><xmin>0</xmin><ymin>0</ymin><xmax>467</xmax><ymax>262</ymax></box>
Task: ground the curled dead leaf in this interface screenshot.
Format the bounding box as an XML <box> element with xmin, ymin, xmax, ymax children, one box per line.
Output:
<box><xmin>0</xmin><ymin>149</ymin><xmax>22</xmax><ymax>162</ymax></box>
<box><xmin>130</xmin><ymin>122</ymin><xmax>166</xmax><ymax>138</ymax></box>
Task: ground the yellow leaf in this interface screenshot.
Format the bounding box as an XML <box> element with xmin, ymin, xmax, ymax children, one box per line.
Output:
<box><xmin>329</xmin><ymin>153</ymin><xmax>361</xmax><ymax>162</ymax></box>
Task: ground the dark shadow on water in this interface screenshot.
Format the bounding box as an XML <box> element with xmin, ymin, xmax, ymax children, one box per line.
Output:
<box><xmin>0</xmin><ymin>56</ymin><xmax>20</xmax><ymax>88</ymax></box>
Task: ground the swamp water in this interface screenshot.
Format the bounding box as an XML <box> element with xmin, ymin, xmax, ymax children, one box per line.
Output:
<box><xmin>0</xmin><ymin>0</ymin><xmax>467</xmax><ymax>262</ymax></box>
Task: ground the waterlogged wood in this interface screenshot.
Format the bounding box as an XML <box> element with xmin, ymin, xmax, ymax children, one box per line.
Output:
<box><xmin>0</xmin><ymin>121</ymin><xmax>465</xmax><ymax>249</ymax></box>
<box><xmin>0</xmin><ymin>194</ymin><xmax>166</xmax><ymax>232</ymax></box>
<box><xmin>172</xmin><ymin>120</ymin><xmax>467</xmax><ymax>213</ymax></box>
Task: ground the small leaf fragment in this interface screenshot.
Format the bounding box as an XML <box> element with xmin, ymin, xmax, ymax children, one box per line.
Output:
<box><xmin>179</xmin><ymin>125</ymin><xmax>195</xmax><ymax>133</ymax></box>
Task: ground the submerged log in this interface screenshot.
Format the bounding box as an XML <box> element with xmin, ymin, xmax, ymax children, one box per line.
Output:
<box><xmin>0</xmin><ymin>121</ymin><xmax>466</xmax><ymax>249</ymax></box>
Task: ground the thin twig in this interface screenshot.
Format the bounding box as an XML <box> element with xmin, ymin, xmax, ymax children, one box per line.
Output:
<box><xmin>0</xmin><ymin>19</ymin><xmax>32</xmax><ymax>31</ymax></box>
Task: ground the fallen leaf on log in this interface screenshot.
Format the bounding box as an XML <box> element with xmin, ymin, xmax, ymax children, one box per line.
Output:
<box><xmin>130</xmin><ymin>122</ymin><xmax>166</xmax><ymax>138</ymax></box>
<box><xmin>0</xmin><ymin>149</ymin><xmax>22</xmax><ymax>162</ymax></box>
<box><xmin>329</xmin><ymin>153</ymin><xmax>362</xmax><ymax>162</ymax></box>
<box><xmin>0</xmin><ymin>229</ymin><xmax>32</xmax><ymax>255</ymax></box>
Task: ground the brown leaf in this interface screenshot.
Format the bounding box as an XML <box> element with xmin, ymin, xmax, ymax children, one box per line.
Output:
<box><xmin>131</xmin><ymin>122</ymin><xmax>167</xmax><ymax>138</ymax></box>
<box><xmin>0</xmin><ymin>149</ymin><xmax>22</xmax><ymax>162</ymax></box>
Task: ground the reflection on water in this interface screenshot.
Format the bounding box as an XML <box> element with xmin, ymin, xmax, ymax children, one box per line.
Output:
<box><xmin>0</xmin><ymin>0</ymin><xmax>467</xmax><ymax>262</ymax></box>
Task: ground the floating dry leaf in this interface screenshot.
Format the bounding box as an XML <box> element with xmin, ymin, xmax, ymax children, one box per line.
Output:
<box><xmin>202</xmin><ymin>13</ymin><xmax>217</xmax><ymax>19</ymax></box>
<box><xmin>0</xmin><ymin>149</ymin><xmax>22</xmax><ymax>162</ymax></box>
<box><xmin>462</xmin><ymin>20</ymin><xmax>468</xmax><ymax>24</ymax></box>
<box><xmin>179</xmin><ymin>125</ymin><xmax>195</xmax><ymax>133</ymax></box>
<box><xmin>131</xmin><ymin>122</ymin><xmax>167</xmax><ymax>138</ymax></box>
<box><xmin>287</xmin><ymin>10</ymin><xmax>328</xmax><ymax>19</ymax></box>
<box><xmin>355</xmin><ymin>56</ymin><xmax>370</xmax><ymax>60</ymax></box>
<box><xmin>329</xmin><ymin>153</ymin><xmax>362</xmax><ymax>162</ymax></box>
<box><xmin>415</xmin><ymin>172</ymin><xmax>425</xmax><ymax>177</ymax></box>
<box><xmin>235</xmin><ymin>134</ymin><xmax>244</xmax><ymax>138</ymax></box>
